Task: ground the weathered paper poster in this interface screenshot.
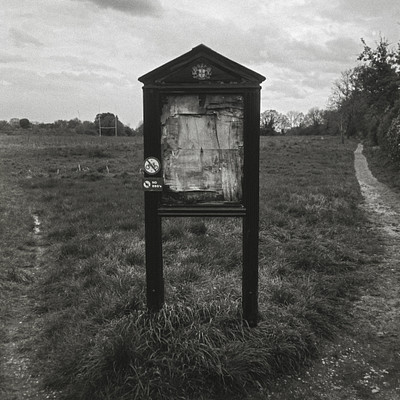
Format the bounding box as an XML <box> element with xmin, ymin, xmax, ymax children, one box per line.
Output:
<box><xmin>161</xmin><ymin>94</ymin><xmax>244</xmax><ymax>204</ymax></box>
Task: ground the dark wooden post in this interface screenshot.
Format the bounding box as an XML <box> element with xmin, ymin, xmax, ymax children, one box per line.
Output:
<box><xmin>242</xmin><ymin>90</ymin><xmax>260</xmax><ymax>327</ymax></box>
<box><xmin>143</xmin><ymin>88</ymin><xmax>164</xmax><ymax>311</ymax></box>
<box><xmin>144</xmin><ymin>197</ymin><xmax>163</xmax><ymax>311</ymax></box>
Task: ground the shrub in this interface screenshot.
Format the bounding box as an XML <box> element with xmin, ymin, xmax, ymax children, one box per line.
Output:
<box><xmin>380</xmin><ymin>103</ymin><xmax>400</xmax><ymax>162</ymax></box>
<box><xmin>20</xmin><ymin>118</ymin><xmax>30</xmax><ymax>129</ymax></box>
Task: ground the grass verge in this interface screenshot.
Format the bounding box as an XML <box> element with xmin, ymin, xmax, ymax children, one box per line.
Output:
<box><xmin>363</xmin><ymin>144</ymin><xmax>400</xmax><ymax>192</ymax></box>
<box><xmin>0</xmin><ymin>133</ymin><xmax>380</xmax><ymax>399</ymax></box>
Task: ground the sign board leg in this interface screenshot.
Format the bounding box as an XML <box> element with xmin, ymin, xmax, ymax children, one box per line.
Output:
<box><xmin>145</xmin><ymin>195</ymin><xmax>164</xmax><ymax>311</ymax></box>
<box><xmin>242</xmin><ymin>215</ymin><xmax>259</xmax><ymax>327</ymax></box>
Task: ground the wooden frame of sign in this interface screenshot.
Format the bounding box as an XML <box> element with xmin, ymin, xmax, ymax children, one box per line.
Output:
<box><xmin>139</xmin><ymin>44</ymin><xmax>265</xmax><ymax>327</ymax></box>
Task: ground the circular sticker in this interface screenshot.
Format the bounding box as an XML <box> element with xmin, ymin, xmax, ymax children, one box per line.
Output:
<box><xmin>144</xmin><ymin>157</ymin><xmax>161</xmax><ymax>175</ymax></box>
<box><xmin>143</xmin><ymin>180</ymin><xmax>151</xmax><ymax>189</ymax></box>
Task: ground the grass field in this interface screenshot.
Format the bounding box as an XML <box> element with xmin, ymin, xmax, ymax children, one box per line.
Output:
<box><xmin>0</xmin><ymin>133</ymin><xmax>380</xmax><ymax>399</ymax></box>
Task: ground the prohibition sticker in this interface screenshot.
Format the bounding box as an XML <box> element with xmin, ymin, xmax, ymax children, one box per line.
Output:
<box><xmin>144</xmin><ymin>157</ymin><xmax>161</xmax><ymax>175</ymax></box>
<box><xmin>142</xmin><ymin>178</ymin><xmax>163</xmax><ymax>191</ymax></box>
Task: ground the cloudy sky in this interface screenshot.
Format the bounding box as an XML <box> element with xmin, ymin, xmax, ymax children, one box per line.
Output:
<box><xmin>1</xmin><ymin>0</ymin><xmax>399</xmax><ymax>127</ymax></box>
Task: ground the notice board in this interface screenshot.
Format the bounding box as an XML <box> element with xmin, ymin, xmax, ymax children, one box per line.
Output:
<box><xmin>139</xmin><ymin>44</ymin><xmax>265</xmax><ymax>326</ymax></box>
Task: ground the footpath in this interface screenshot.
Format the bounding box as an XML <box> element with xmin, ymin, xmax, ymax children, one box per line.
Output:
<box><xmin>264</xmin><ymin>143</ymin><xmax>400</xmax><ymax>399</ymax></box>
<box><xmin>0</xmin><ymin>174</ymin><xmax>56</xmax><ymax>400</ymax></box>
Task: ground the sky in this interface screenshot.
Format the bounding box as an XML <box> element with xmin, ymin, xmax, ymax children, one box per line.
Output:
<box><xmin>1</xmin><ymin>0</ymin><xmax>399</xmax><ymax>127</ymax></box>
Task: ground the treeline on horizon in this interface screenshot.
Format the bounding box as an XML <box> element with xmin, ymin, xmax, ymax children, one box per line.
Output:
<box><xmin>263</xmin><ymin>36</ymin><xmax>400</xmax><ymax>163</ymax></box>
<box><xmin>0</xmin><ymin>113</ymin><xmax>143</xmax><ymax>136</ymax></box>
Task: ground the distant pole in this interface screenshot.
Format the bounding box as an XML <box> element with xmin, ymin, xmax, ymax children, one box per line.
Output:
<box><xmin>99</xmin><ymin>115</ymin><xmax>102</xmax><ymax>137</ymax></box>
<box><xmin>115</xmin><ymin>115</ymin><xmax>118</xmax><ymax>137</ymax></box>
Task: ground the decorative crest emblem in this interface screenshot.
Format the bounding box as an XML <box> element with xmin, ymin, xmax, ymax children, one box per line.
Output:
<box><xmin>192</xmin><ymin>63</ymin><xmax>212</xmax><ymax>80</ymax></box>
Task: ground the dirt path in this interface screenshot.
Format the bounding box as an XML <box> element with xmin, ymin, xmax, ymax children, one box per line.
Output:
<box><xmin>0</xmin><ymin>176</ymin><xmax>57</xmax><ymax>400</ymax></box>
<box><xmin>263</xmin><ymin>143</ymin><xmax>400</xmax><ymax>399</ymax></box>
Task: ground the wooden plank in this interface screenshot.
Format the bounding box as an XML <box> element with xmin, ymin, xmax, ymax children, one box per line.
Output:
<box><xmin>143</xmin><ymin>88</ymin><xmax>164</xmax><ymax>312</ymax></box>
<box><xmin>158</xmin><ymin>206</ymin><xmax>246</xmax><ymax>217</ymax></box>
<box><xmin>242</xmin><ymin>89</ymin><xmax>260</xmax><ymax>327</ymax></box>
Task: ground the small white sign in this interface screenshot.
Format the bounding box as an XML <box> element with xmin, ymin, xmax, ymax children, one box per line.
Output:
<box><xmin>144</xmin><ymin>157</ymin><xmax>161</xmax><ymax>175</ymax></box>
<box><xmin>142</xmin><ymin>178</ymin><xmax>163</xmax><ymax>191</ymax></box>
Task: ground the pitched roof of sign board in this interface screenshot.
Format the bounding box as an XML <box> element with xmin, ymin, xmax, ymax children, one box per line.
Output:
<box><xmin>138</xmin><ymin>44</ymin><xmax>266</xmax><ymax>86</ymax></box>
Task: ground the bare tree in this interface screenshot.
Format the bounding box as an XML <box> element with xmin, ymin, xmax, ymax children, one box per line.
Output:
<box><xmin>260</xmin><ymin>110</ymin><xmax>290</xmax><ymax>135</ymax></box>
<box><xmin>328</xmin><ymin>67</ymin><xmax>367</xmax><ymax>139</ymax></box>
<box><xmin>329</xmin><ymin>69</ymin><xmax>355</xmax><ymax>109</ymax></box>
<box><xmin>304</xmin><ymin>107</ymin><xmax>324</xmax><ymax>127</ymax></box>
<box><xmin>286</xmin><ymin>111</ymin><xmax>305</xmax><ymax>128</ymax></box>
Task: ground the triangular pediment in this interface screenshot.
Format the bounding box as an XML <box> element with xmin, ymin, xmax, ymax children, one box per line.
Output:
<box><xmin>139</xmin><ymin>44</ymin><xmax>265</xmax><ymax>86</ymax></box>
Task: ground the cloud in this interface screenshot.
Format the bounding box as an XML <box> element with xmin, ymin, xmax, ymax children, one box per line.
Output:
<box><xmin>271</xmin><ymin>34</ymin><xmax>360</xmax><ymax>73</ymax></box>
<box><xmin>9</xmin><ymin>28</ymin><xmax>43</xmax><ymax>47</ymax></box>
<box><xmin>0</xmin><ymin>52</ymin><xmax>26</xmax><ymax>63</ymax></box>
<box><xmin>130</xmin><ymin>10</ymin><xmax>281</xmax><ymax>72</ymax></box>
<box><xmin>76</xmin><ymin>0</ymin><xmax>162</xmax><ymax>16</ymax></box>
<box><xmin>1</xmin><ymin>0</ymin><xmax>398</xmax><ymax>124</ymax></box>
<box><xmin>0</xmin><ymin>66</ymin><xmax>138</xmax><ymax>124</ymax></box>
<box><xmin>331</xmin><ymin>0</ymin><xmax>400</xmax><ymax>20</ymax></box>
<box><xmin>48</xmin><ymin>55</ymin><xmax>122</xmax><ymax>75</ymax></box>
<box><xmin>267</xmin><ymin>79</ymin><xmax>311</xmax><ymax>100</ymax></box>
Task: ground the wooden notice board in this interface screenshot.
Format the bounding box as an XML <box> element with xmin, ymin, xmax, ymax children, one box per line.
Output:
<box><xmin>139</xmin><ymin>44</ymin><xmax>265</xmax><ymax>327</ymax></box>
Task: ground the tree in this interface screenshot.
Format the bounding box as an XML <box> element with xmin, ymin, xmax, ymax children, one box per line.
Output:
<box><xmin>260</xmin><ymin>110</ymin><xmax>289</xmax><ymax>135</ymax></box>
<box><xmin>134</xmin><ymin>121</ymin><xmax>143</xmax><ymax>136</ymax></box>
<box><xmin>277</xmin><ymin>114</ymin><xmax>290</xmax><ymax>134</ymax></box>
<box><xmin>260</xmin><ymin>110</ymin><xmax>277</xmax><ymax>135</ymax></box>
<box><xmin>287</xmin><ymin>108</ymin><xmax>328</xmax><ymax>136</ymax></box>
<box><xmin>286</xmin><ymin>111</ymin><xmax>305</xmax><ymax>129</ymax></box>
<box><xmin>323</xmin><ymin>109</ymin><xmax>341</xmax><ymax>137</ymax></box>
<box><xmin>54</xmin><ymin>120</ymin><xmax>68</xmax><ymax>130</ymax></box>
<box><xmin>0</xmin><ymin>120</ymin><xmax>11</xmax><ymax>131</ymax></box>
<box><xmin>19</xmin><ymin>118</ymin><xmax>30</xmax><ymax>129</ymax></box>
<box><xmin>304</xmin><ymin>107</ymin><xmax>324</xmax><ymax>127</ymax></box>
<box><xmin>67</xmin><ymin>118</ymin><xmax>81</xmax><ymax>130</ymax></box>
<box><xmin>9</xmin><ymin>118</ymin><xmax>20</xmax><ymax>128</ymax></box>
<box><xmin>357</xmin><ymin>37</ymin><xmax>400</xmax><ymax>114</ymax></box>
<box><xmin>341</xmin><ymin>37</ymin><xmax>400</xmax><ymax>149</ymax></box>
<box><xmin>328</xmin><ymin>68</ymin><xmax>366</xmax><ymax>139</ymax></box>
<box><xmin>124</xmin><ymin>126</ymin><xmax>135</xmax><ymax>136</ymax></box>
<box><xmin>95</xmin><ymin>113</ymin><xmax>125</xmax><ymax>136</ymax></box>
<box><xmin>355</xmin><ymin>38</ymin><xmax>399</xmax><ymax>145</ymax></box>
<box><xmin>76</xmin><ymin>121</ymin><xmax>97</xmax><ymax>135</ymax></box>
